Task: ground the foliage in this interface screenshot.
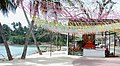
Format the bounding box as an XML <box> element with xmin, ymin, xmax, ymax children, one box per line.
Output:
<box><xmin>2</xmin><ymin>24</ymin><xmax>12</xmax><ymax>40</ymax></box>
<box><xmin>52</xmin><ymin>33</ymin><xmax>67</xmax><ymax>46</ymax></box>
<box><xmin>1</xmin><ymin>22</ymin><xmax>73</xmax><ymax>45</ymax></box>
<box><xmin>0</xmin><ymin>0</ymin><xmax>17</xmax><ymax>15</ymax></box>
<box><xmin>1</xmin><ymin>22</ymin><xmax>26</xmax><ymax>44</ymax></box>
<box><xmin>0</xmin><ymin>35</ymin><xmax>3</xmax><ymax>43</ymax></box>
<box><xmin>8</xmin><ymin>35</ymin><xmax>25</xmax><ymax>45</ymax></box>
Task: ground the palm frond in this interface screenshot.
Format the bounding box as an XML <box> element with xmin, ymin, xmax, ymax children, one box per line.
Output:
<box><xmin>0</xmin><ymin>0</ymin><xmax>17</xmax><ymax>16</ymax></box>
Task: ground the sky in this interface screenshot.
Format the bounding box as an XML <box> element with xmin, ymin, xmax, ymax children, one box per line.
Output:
<box><xmin>0</xmin><ymin>8</ymin><xmax>29</xmax><ymax>29</ymax></box>
<box><xmin>0</xmin><ymin>0</ymin><xmax>120</xmax><ymax>29</ymax></box>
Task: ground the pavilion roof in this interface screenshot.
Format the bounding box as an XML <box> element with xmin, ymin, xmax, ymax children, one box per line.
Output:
<box><xmin>68</xmin><ymin>19</ymin><xmax>120</xmax><ymax>26</ymax></box>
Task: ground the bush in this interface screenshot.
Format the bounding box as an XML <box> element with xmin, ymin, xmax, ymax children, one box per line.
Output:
<box><xmin>53</xmin><ymin>40</ymin><xmax>66</xmax><ymax>46</ymax></box>
<box><xmin>8</xmin><ymin>35</ymin><xmax>25</xmax><ymax>45</ymax></box>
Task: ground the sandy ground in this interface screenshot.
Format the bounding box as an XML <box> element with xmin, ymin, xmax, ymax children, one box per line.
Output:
<box><xmin>0</xmin><ymin>51</ymin><xmax>120</xmax><ymax>66</ymax></box>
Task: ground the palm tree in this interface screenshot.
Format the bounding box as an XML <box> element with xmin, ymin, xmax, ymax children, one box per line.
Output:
<box><xmin>0</xmin><ymin>23</ymin><xmax>13</xmax><ymax>60</ymax></box>
<box><xmin>22</xmin><ymin>0</ymin><xmax>57</xmax><ymax>59</ymax></box>
<box><xmin>0</xmin><ymin>0</ymin><xmax>17</xmax><ymax>60</ymax></box>
<box><xmin>21</xmin><ymin>0</ymin><xmax>42</xmax><ymax>59</ymax></box>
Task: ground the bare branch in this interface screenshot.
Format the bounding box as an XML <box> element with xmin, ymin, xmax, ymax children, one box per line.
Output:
<box><xmin>78</xmin><ymin>0</ymin><xmax>91</xmax><ymax>19</ymax></box>
<box><xmin>96</xmin><ymin>0</ymin><xmax>116</xmax><ymax>19</ymax></box>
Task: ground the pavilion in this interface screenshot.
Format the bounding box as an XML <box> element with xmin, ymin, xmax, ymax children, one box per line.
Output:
<box><xmin>66</xmin><ymin>19</ymin><xmax>120</xmax><ymax>57</ymax></box>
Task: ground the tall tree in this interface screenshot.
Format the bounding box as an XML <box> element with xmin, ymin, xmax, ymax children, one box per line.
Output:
<box><xmin>21</xmin><ymin>0</ymin><xmax>42</xmax><ymax>59</ymax></box>
<box><xmin>0</xmin><ymin>23</ymin><xmax>13</xmax><ymax>60</ymax></box>
<box><xmin>0</xmin><ymin>0</ymin><xmax>17</xmax><ymax>60</ymax></box>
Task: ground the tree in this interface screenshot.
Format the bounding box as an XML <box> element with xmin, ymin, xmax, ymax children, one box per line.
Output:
<box><xmin>60</xmin><ymin>0</ymin><xmax>116</xmax><ymax>19</ymax></box>
<box><xmin>0</xmin><ymin>0</ymin><xmax>17</xmax><ymax>61</ymax></box>
<box><xmin>0</xmin><ymin>0</ymin><xmax>17</xmax><ymax>15</ymax></box>
<box><xmin>9</xmin><ymin>22</ymin><xmax>26</xmax><ymax>44</ymax></box>
<box><xmin>11</xmin><ymin>22</ymin><xmax>24</xmax><ymax>35</ymax></box>
<box><xmin>17</xmin><ymin>22</ymin><xmax>24</xmax><ymax>35</ymax></box>
<box><xmin>2</xmin><ymin>24</ymin><xmax>12</xmax><ymax>40</ymax></box>
<box><xmin>11</xmin><ymin>22</ymin><xmax>18</xmax><ymax>35</ymax></box>
<box><xmin>20</xmin><ymin>0</ymin><xmax>42</xmax><ymax>59</ymax></box>
<box><xmin>0</xmin><ymin>23</ymin><xmax>13</xmax><ymax>60</ymax></box>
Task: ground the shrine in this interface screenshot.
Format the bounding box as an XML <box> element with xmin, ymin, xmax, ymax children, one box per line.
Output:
<box><xmin>67</xmin><ymin>19</ymin><xmax>118</xmax><ymax>57</ymax></box>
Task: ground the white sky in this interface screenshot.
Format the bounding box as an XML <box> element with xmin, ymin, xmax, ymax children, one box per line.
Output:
<box><xmin>0</xmin><ymin>0</ymin><xmax>120</xmax><ymax>29</ymax></box>
<box><xmin>0</xmin><ymin>8</ymin><xmax>29</xmax><ymax>29</ymax></box>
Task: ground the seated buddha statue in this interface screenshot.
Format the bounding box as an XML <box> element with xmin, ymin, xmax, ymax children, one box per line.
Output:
<box><xmin>84</xmin><ymin>35</ymin><xmax>95</xmax><ymax>49</ymax></box>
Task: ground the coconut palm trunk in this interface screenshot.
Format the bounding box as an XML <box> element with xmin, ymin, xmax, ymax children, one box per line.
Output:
<box><xmin>21</xmin><ymin>20</ymin><xmax>34</xmax><ymax>59</ymax></box>
<box><xmin>21</xmin><ymin>1</ymin><xmax>42</xmax><ymax>59</ymax></box>
<box><xmin>21</xmin><ymin>1</ymin><xmax>42</xmax><ymax>55</ymax></box>
<box><xmin>0</xmin><ymin>22</ymin><xmax>13</xmax><ymax>60</ymax></box>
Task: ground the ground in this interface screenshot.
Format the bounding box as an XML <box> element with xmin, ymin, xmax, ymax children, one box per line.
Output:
<box><xmin>0</xmin><ymin>51</ymin><xmax>120</xmax><ymax>66</ymax></box>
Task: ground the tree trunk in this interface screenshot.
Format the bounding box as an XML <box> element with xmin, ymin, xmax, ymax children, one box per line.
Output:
<box><xmin>0</xmin><ymin>23</ymin><xmax>13</xmax><ymax>60</ymax></box>
<box><xmin>59</xmin><ymin>44</ymin><xmax>61</xmax><ymax>51</ymax></box>
<box><xmin>56</xmin><ymin>33</ymin><xmax>58</xmax><ymax>50</ymax></box>
<box><xmin>21</xmin><ymin>21</ymin><xmax>33</xmax><ymax>59</ymax></box>
<box><xmin>21</xmin><ymin>2</ymin><xmax>42</xmax><ymax>55</ymax></box>
<box><xmin>50</xmin><ymin>32</ymin><xmax>53</xmax><ymax>56</ymax></box>
<box><xmin>32</xmin><ymin>32</ymin><xmax>42</xmax><ymax>55</ymax></box>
